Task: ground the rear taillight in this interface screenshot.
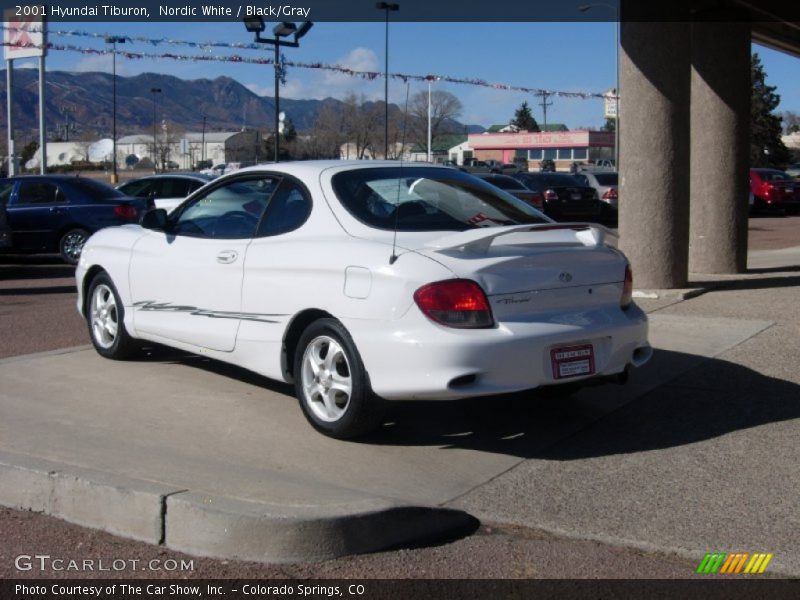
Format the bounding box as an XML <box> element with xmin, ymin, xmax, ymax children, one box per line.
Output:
<box><xmin>530</xmin><ymin>193</ymin><xmax>544</xmax><ymax>209</ymax></box>
<box><xmin>603</xmin><ymin>188</ymin><xmax>618</xmax><ymax>201</ymax></box>
<box><xmin>114</xmin><ymin>205</ymin><xmax>138</xmax><ymax>220</ymax></box>
<box><xmin>414</xmin><ymin>279</ymin><xmax>494</xmax><ymax>329</ymax></box>
<box><xmin>544</xmin><ymin>189</ymin><xmax>558</xmax><ymax>202</ymax></box>
<box><xmin>621</xmin><ymin>265</ymin><xmax>633</xmax><ymax>309</ymax></box>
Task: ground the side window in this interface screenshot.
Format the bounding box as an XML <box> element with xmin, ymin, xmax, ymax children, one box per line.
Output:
<box><xmin>16</xmin><ymin>181</ymin><xmax>63</xmax><ymax>204</ymax></box>
<box><xmin>171</xmin><ymin>176</ymin><xmax>279</xmax><ymax>239</ymax></box>
<box><xmin>256</xmin><ymin>179</ymin><xmax>312</xmax><ymax>237</ymax></box>
<box><xmin>574</xmin><ymin>175</ymin><xmax>588</xmax><ymax>186</ymax></box>
<box><xmin>0</xmin><ymin>182</ymin><xmax>14</xmax><ymax>206</ymax></box>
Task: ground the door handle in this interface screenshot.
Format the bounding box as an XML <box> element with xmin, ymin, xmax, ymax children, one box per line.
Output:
<box><xmin>216</xmin><ymin>250</ymin><xmax>239</xmax><ymax>264</ymax></box>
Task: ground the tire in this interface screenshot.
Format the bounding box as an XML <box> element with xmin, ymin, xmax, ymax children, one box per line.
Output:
<box><xmin>294</xmin><ymin>318</ymin><xmax>382</xmax><ymax>439</ymax></box>
<box><xmin>86</xmin><ymin>272</ymin><xmax>137</xmax><ymax>360</ymax></box>
<box><xmin>59</xmin><ymin>228</ymin><xmax>89</xmax><ymax>265</ymax></box>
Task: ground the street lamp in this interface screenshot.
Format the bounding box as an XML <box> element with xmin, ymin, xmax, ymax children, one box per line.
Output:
<box><xmin>150</xmin><ymin>88</ymin><xmax>161</xmax><ymax>173</ymax></box>
<box><xmin>377</xmin><ymin>2</ymin><xmax>399</xmax><ymax>159</ymax></box>
<box><xmin>105</xmin><ymin>35</ymin><xmax>125</xmax><ymax>184</ymax></box>
<box><xmin>578</xmin><ymin>3</ymin><xmax>619</xmax><ymax>170</ymax></box>
<box><xmin>244</xmin><ymin>17</ymin><xmax>313</xmax><ymax>163</ymax></box>
<box><xmin>425</xmin><ymin>75</ymin><xmax>440</xmax><ymax>163</ymax></box>
<box><xmin>200</xmin><ymin>114</ymin><xmax>206</xmax><ymax>169</ymax></box>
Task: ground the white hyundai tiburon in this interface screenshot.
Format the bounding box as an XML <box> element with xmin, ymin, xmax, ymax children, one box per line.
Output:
<box><xmin>77</xmin><ymin>161</ymin><xmax>651</xmax><ymax>438</ymax></box>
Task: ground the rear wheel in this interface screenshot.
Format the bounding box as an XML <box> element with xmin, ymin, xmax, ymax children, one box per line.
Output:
<box><xmin>60</xmin><ymin>228</ymin><xmax>89</xmax><ymax>265</ymax></box>
<box><xmin>294</xmin><ymin>318</ymin><xmax>382</xmax><ymax>439</ymax></box>
<box><xmin>86</xmin><ymin>272</ymin><xmax>137</xmax><ymax>360</ymax></box>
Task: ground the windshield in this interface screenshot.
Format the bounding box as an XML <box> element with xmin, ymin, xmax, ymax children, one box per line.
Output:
<box><xmin>332</xmin><ymin>167</ymin><xmax>549</xmax><ymax>232</ymax></box>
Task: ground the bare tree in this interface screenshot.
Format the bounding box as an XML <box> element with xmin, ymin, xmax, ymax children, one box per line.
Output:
<box><xmin>406</xmin><ymin>90</ymin><xmax>463</xmax><ymax>151</ymax></box>
<box><xmin>783</xmin><ymin>111</ymin><xmax>800</xmax><ymax>135</ymax></box>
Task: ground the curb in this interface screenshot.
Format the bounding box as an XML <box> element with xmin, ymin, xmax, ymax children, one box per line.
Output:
<box><xmin>0</xmin><ymin>450</ymin><xmax>477</xmax><ymax>563</ymax></box>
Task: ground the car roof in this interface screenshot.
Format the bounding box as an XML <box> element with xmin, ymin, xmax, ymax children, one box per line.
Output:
<box><xmin>229</xmin><ymin>160</ymin><xmax>451</xmax><ymax>179</ymax></box>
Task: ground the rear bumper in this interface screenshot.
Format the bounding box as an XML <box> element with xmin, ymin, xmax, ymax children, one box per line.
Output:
<box><xmin>344</xmin><ymin>303</ymin><xmax>650</xmax><ymax>401</ymax></box>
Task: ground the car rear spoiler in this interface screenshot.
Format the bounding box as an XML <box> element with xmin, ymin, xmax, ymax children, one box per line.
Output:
<box><xmin>423</xmin><ymin>223</ymin><xmax>618</xmax><ymax>254</ymax></box>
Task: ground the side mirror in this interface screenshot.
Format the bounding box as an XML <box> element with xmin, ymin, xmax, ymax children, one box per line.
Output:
<box><xmin>140</xmin><ymin>208</ymin><xmax>169</xmax><ymax>231</ymax></box>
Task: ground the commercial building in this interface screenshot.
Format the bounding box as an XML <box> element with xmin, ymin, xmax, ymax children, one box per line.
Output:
<box><xmin>468</xmin><ymin>130</ymin><xmax>614</xmax><ymax>171</ymax></box>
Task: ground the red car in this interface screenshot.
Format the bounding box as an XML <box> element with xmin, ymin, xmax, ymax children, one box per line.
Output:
<box><xmin>749</xmin><ymin>168</ymin><xmax>800</xmax><ymax>213</ymax></box>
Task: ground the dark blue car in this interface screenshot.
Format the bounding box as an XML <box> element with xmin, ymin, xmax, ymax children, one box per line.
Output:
<box><xmin>0</xmin><ymin>175</ymin><xmax>149</xmax><ymax>265</ymax></box>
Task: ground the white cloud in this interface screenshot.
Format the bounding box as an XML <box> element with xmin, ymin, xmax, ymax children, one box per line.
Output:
<box><xmin>73</xmin><ymin>54</ymin><xmax>129</xmax><ymax>75</ymax></box>
<box><xmin>17</xmin><ymin>60</ymin><xmax>37</xmax><ymax>69</ymax></box>
<box><xmin>245</xmin><ymin>47</ymin><xmax>385</xmax><ymax>103</ymax></box>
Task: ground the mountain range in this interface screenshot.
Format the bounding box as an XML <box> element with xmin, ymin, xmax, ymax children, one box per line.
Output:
<box><xmin>0</xmin><ymin>70</ymin><xmax>484</xmax><ymax>142</ymax></box>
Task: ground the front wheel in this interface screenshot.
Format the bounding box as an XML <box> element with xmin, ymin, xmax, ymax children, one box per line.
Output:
<box><xmin>60</xmin><ymin>228</ymin><xmax>89</xmax><ymax>265</ymax></box>
<box><xmin>294</xmin><ymin>318</ymin><xmax>382</xmax><ymax>439</ymax></box>
<box><xmin>86</xmin><ymin>272</ymin><xmax>137</xmax><ymax>360</ymax></box>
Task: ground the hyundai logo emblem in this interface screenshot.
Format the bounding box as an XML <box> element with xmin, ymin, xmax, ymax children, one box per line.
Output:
<box><xmin>559</xmin><ymin>272</ymin><xmax>572</xmax><ymax>282</ymax></box>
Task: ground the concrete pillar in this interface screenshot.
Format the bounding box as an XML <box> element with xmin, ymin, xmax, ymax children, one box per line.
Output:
<box><xmin>619</xmin><ymin>20</ymin><xmax>691</xmax><ymax>289</ymax></box>
<box><xmin>689</xmin><ymin>20</ymin><xmax>751</xmax><ymax>274</ymax></box>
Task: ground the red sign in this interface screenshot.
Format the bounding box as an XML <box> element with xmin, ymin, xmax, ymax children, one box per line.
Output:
<box><xmin>3</xmin><ymin>10</ymin><xmax>46</xmax><ymax>60</ymax></box>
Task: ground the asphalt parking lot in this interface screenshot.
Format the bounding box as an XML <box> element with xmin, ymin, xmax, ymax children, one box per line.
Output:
<box><xmin>0</xmin><ymin>216</ymin><xmax>798</xmax><ymax>579</ymax></box>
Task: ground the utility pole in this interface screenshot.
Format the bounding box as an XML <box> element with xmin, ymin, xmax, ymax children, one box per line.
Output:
<box><xmin>537</xmin><ymin>91</ymin><xmax>553</xmax><ymax>131</ymax></box>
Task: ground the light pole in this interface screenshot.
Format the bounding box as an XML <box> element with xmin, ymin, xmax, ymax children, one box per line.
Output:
<box><xmin>105</xmin><ymin>36</ymin><xmax>125</xmax><ymax>184</ymax></box>
<box><xmin>377</xmin><ymin>2</ymin><xmax>399</xmax><ymax>159</ymax></box>
<box><xmin>244</xmin><ymin>18</ymin><xmax>313</xmax><ymax>163</ymax></box>
<box><xmin>579</xmin><ymin>3</ymin><xmax>619</xmax><ymax>169</ymax></box>
<box><xmin>425</xmin><ymin>75</ymin><xmax>439</xmax><ymax>163</ymax></box>
<box><xmin>150</xmin><ymin>88</ymin><xmax>161</xmax><ymax>173</ymax></box>
<box><xmin>200</xmin><ymin>114</ymin><xmax>206</xmax><ymax>168</ymax></box>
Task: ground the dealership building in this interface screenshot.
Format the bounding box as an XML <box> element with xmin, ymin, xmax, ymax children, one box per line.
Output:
<box><xmin>467</xmin><ymin>130</ymin><xmax>615</xmax><ymax>170</ymax></box>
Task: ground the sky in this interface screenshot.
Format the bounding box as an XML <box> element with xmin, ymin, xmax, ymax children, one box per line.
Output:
<box><xmin>12</xmin><ymin>21</ymin><xmax>800</xmax><ymax>131</ymax></box>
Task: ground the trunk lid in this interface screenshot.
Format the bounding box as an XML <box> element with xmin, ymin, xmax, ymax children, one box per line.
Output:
<box><xmin>413</xmin><ymin>224</ymin><xmax>626</xmax><ymax>308</ymax></box>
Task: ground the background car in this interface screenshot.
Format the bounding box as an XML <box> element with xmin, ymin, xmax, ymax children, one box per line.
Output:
<box><xmin>513</xmin><ymin>172</ymin><xmax>603</xmax><ymax>222</ymax></box>
<box><xmin>76</xmin><ymin>161</ymin><xmax>650</xmax><ymax>439</ymax></box>
<box><xmin>574</xmin><ymin>170</ymin><xmax>619</xmax><ymax>208</ymax></box>
<box><xmin>117</xmin><ymin>173</ymin><xmax>213</xmax><ymax>213</ymax></box>
<box><xmin>749</xmin><ymin>168</ymin><xmax>800</xmax><ymax>214</ymax></box>
<box><xmin>0</xmin><ymin>175</ymin><xmax>147</xmax><ymax>264</ymax></box>
<box><xmin>472</xmin><ymin>173</ymin><xmax>544</xmax><ymax>210</ymax></box>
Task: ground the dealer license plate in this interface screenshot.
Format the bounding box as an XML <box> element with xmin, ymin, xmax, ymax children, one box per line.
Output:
<box><xmin>550</xmin><ymin>344</ymin><xmax>595</xmax><ymax>379</ymax></box>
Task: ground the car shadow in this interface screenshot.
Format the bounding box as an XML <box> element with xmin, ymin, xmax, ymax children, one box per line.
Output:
<box><xmin>690</xmin><ymin>274</ymin><xmax>800</xmax><ymax>292</ymax></box>
<box><xmin>0</xmin><ymin>285</ymin><xmax>76</xmax><ymax>296</ymax></box>
<box><xmin>0</xmin><ymin>254</ymin><xmax>73</xmax><ymax>280</ymax></box>
<box><xmin>135</xmin><ymin>345</ymin><xmax>800</xmax><ymax>461</ymax></box>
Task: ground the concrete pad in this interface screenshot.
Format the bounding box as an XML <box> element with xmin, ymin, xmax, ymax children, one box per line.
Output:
<box><xmin>0</xmin><ymin>311</ymin><xmax>777</xmax><ymax>562</ymax></box>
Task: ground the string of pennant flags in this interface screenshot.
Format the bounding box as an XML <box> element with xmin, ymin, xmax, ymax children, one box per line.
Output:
<box><xmin>1</xmin><ymin>24</ymin><xmax>614</xmax><ymax>100</ymax></box>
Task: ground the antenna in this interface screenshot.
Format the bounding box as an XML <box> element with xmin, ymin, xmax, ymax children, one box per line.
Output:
<box><xmin>389</xmin><ymin>81</ymin><xmax>411</xmax><ymax>265</ymax></box>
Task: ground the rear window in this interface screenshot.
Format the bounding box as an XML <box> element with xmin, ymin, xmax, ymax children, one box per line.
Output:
<box><xmin>68</xmin><ymin>178</ymin><xmax>127</xmax><ymax>199</ymax></box>
<box><xmin>331</xmin><ymin>167</ymin><xmax>549</xmax><ymax>232</ymax></box>
<box><xmin>594</xmin><ymin>173</ymin><xmax>618</xmax><ymax>186</ymax></box>
<box><xmin>481</xmin><ymin>176</ymin><xmax>524</xmax><ymax>190</ymax></box>
<box><xmin>517</xmin><ymin>173</ymin><xmax>585</xmax><ymax>190</ymax></box>
<box><xmin>757</xmin><ymin>170</ymin><xmax>792</xmax><ymax>182</ymax></box>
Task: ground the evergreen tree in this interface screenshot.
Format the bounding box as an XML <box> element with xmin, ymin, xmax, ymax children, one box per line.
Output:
<box><xmin>511</xmin><ymin>101</ymin><xmax>540</xmax><ymax>132</ymax></box>
<box><xmin>601</xmin><ymin>118</ymin><xmax>616</xmax><ymax>132</ymax></box>
<box><xmin>751</xmin><ymin>53</ymin><xmax>789</xmax><ymax>168</ymax></box>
